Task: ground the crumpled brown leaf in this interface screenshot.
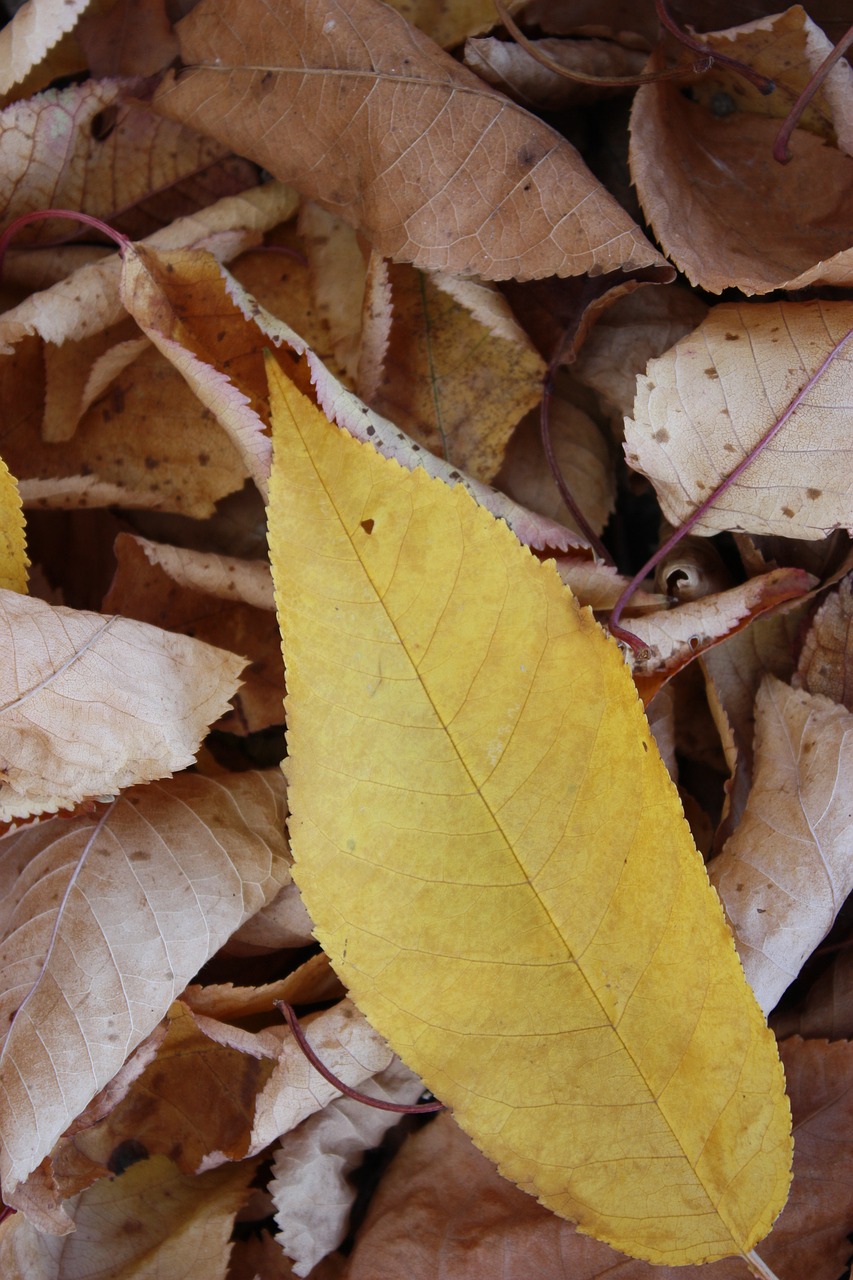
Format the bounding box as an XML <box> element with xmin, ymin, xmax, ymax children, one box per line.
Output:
<box><xmin>0</xmin><ymin>1154</ymin><xmax>258</xmax><ymax>1279</ymax></box>
<box><xmin>629</xmin><ymin>8</ymin><xmax>853</xmax><ymax>293</ymax></box>
<box><xmin>341</xmin><ymin>1037</ymin><xmax>853</xmax><ymax>1280</ymax></box>
<box><xmin>0</xmin><ymin>769</ymin><xmax>290</xmax><ymax>1203</ymax></box>
<box><xmin>709</xmin><ymin>676</ymin><xmax>853</xmax><ymax>1014</ymax></box>
<box><xmin>625</xmin><ymin>300</ymin><xmax>853</xmax><ymax>539</ymax></box>
<box><xmin>464</xmin><ymin>35</ymin><xmax>647</xmax><ymax>110</ymax></box>
<box><xmin>0</xmin><ymin>588</ymin><xmax>247</xmax><ymax>821</ymax></box>
<box><xmin>103</xmin><ymin>533</ymin><xmax>284</xmax><ymax>734</ymax></box>
<box><xmin>152</xmin><ymin>0</ymin><xmax>665</xmax><ymax>280</ymax></box>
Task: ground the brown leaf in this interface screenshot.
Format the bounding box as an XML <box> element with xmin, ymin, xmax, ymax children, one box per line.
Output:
<box><xmin>629</xmin><ymin>10</ymin><xmax>853</xmax><ymax>294</ymax></box>
<box><xmin>465</xmin><ymin>35</ymin><xmax>648</xmax><ymax>110</ymax></box>
<box><xmin>341</xmin><ymin>1037</ymin><xmax>853</xmax><ymax>1280</ymax></box>
<box><xmin>77</xmin><ymin>0</ymin><xmax>179</xmax><ymax>77</ymax></box>
<box><xmin>357</xmin><ymin>260</ymin><xmax>545</xmax><ymax>482</ymax></box>
<box><xmin>709</xmin><ymin>677</ymin><xmax>853</xmax><ymax>1014</ymax></box>
<box><xmin>0</xmin><ymin>80</ymin><xmax>229</xmax><ymax>246</ymax></box>
<box><xmin>0</xmin><ymin>589</ymin><xmax>246</xmax><ymax>821</ymax></box>
<box><xmin>0</xmin><ymin>1154</ymin><xmax>258</xmax><ymax>1280</ymax></box>
<box><xmin>182</xmin><ymin>952</ymin><xmax>345</xmax><ymax>1022</ymax></box>
<box><xmin>624</xmin><ymin>300</ymin><xmax>853</xmax><ymax>539</ymax></box>
<box><xmin>103</xmin><ymin>533</ymin><xmax>284</xmax><ymax>734</ymax></box>
<box><xmin>0</xmin><ymin>769</ymin><xmax>289</xmax><ymax>1198</ymax></box>
<box><xmin>152</xmin><ymin>0</ymin><xmax>665</xmax><ymax>281</ymax></box>
<box><xmin>387</xmin><ymin>0</ymin><xmax>522</xmax><ymax>48</ymax></box>
<box><xmin>772</xmin><ymin>948</ymin><xmax>853</xmax><ymax>1041</ymax></box>
<box><xmin>794</xmin><ymin>572</ymin><xmax>853</xmax><ymax>710</ymax></box>
<box><xmin>49</xmin><ymin>1001</ymin><xmax>279</xmax><ymax>1196</ymax></box>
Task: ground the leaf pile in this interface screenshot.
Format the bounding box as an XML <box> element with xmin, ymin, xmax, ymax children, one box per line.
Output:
<box><xmin>0</xmin><ymin>0</ymin><xmax>850</xmax><ymax>1277</ymax></box>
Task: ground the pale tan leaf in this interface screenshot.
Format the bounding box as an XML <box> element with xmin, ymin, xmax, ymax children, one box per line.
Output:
<box><xmin>625</xmin><ymin>300</ymin><xmax>853</xmax><ymax>539</ymax></box>
<box><xmin>465</xmin><ymin>35</ymin><xmax>647</xmax><ymax>110</ymax></box>
<box><xmin>0</xmin><ymin>1154</ymin><xmax>257</xmax><ymax>1280</ymax></box>
<box><xmin>550</xmin><ymin>555</ymin><xmax>666</xmax><ymax>613</ymax></box>
<box><xmin>103</xmin><ymin>533</ymin><xmax>283</xmax><ymax>734</ymax></box>
<box><xmin>152</xmin><ymin>0</ymin><xmax>665</xmax><ymax>281</ymax></box>
<box><xmin>496</xmin><ymin>382</ymin><xmax>614</xmax><ymax>538</ymax></box>
<box><xmin>629</xmin><ymin>9</ymin><xmax>853</xmax><ymax>294</ymax></box>
<box><xmin>0</xmin><ymin>590</ymin><xmax>245</xmax><ymax>821</ymax></box>
<box><xmin>571</xmin><ymin>284</ymin><xmax>708</xmax><ymax>428</ymax></box>
<box><xmin>271</xmin><ymin>1058</ymin><xmax>425</xmax><ymax>1277</ymax></box>
<box><xmin>249</xmin><ymin>1001</ymin><xmax>399</xmax><ymax>1157</ymax></box>
<box><xmin>710</xmin><ymin>677</ymin><xmax>853</xmax><ymax>1014</ymax></box>
<box><xmin>295</xmin><ymin>202</ymin><xmax>366</xmax><ymax>384</ymax></box>
<box><xmin>0</xmin><ymin>0</ymin><xmax>94</xmax><ymax>103</ymax></box>
<box><xmin>794</xmin><ymin>572</ymin><xmax>853</xmax><ymax>709</ymax></box>
<box><xmin>225</xmin><ymin>882</ymin><xmax>314</xmax><ymax>955</ymax></box>
<box><xmin>181</xmin><ymin>953</ymin><xmax>344</xmax><ymax>1022</ymax></box>
<box><xmin>0</xmin><ymin>769</ymin><xmax>289</xmax><ymax>1196</ymax></box>
<box><xmin>0</xmin><ymin>80</ymin><xmax>229</xmax><ymax>246</ymax></box>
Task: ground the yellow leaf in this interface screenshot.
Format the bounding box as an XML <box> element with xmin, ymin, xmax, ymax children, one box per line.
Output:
<box><xmin>0</xmin><ymin>455</ymin><xmax>28</xmax><ymax>595</ymax></box>
<box><xmin>265</xmin><ymin>360</ymin><xmax>793</xmax><ymax>1266</ymax></box>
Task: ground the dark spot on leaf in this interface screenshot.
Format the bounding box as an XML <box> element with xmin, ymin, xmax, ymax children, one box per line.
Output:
<box><xmin>119</xmin><ymin>1217</ymin><xmax>146</xmax><ymax>1235</ymax></box>
<box><xmin>723</xmin><ymin>442</ymin><xmax>736</xmax><ymax>453</ymax></box>
<box><xmin>129</xmin><ymin>850</ymin><xmax>150</xmax><ymax>862</ymax></box>
<box><xmin>704</xmin><ymin>367</ymin><xmax>718</xmax><ymax>379</ymax></box>
<box><xmin>652</xmin><ymin>428</ymin><xmax>669</xmax><ymax>443</ymax></box>
<box><xmin>517</xmin><ymin>144</ymin><xmax>540</xmax><ymax>167</ymax></box>
<box><xmin>360</xmin><ymin>519</ymin><xmax>374</xmax><ymax>535</ymax></box>
<box><xmin>198</xmin><ymin>453</ymin><xmax>210</xmax><ymax>466</ymax></box>
<box><xmin>107</xmin><ymin>1140</ymin><xmax>149</xmax><ymax>1176</ymax></box>
<box><xmin>782</xmin><ymin>506</ymin><xmax>795</xmax><ymax>517</ymax></box>
<box><xmin>90</xmin><ymin>106</ymin><xmax>119</xmax><ymax>142</ymax></box>
<box><xmin>366</xmin><ymin>425</ymin><xmax>375</xmax><ymax>436</ymax></box>
<box><xmin>710</xmin><ymin>91</ymin><xmax>736</xmax><ymax>117</ymax></box>
<box><xmin>166</xmin><ymin>262</ymin><xmax>174</xmax><ymax>273</ymax></box>
<box><xmin>806</xmin><ymin>488</ymin><xmax>821</xmax><ymax>500</ymax></box>
<box><xmin>641</xmin><ymin>741</ymin><xmax>648</xmax><ymax>752</ymax></box>
<box><xmin>448</xmin><ymin>471</ymin><xmax>461</xmax><ymax>480</ymax></box>
<box><xmin>724</xmin><ymin>333</ymin><xmax>739</xmax><ymax>341</ymax></box>
<box><xmin>216</xmin><ymin>331</ymin><xmax>226</xmax><ymax>342</ymax></box>
<box><xmin>144</xmin><ymin>457</ymin><xmax>158</xmax><ymax>470</ymax></box>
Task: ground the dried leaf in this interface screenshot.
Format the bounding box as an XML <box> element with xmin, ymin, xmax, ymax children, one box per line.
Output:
<box><xmin>772</xmin><ymin>949</ymin><xmax>853</xmax><ymax>1041</ymax></box>
<box><xmin>794</xmin><ymin>572</ymin><xmax>853</xmax><ymax>709</ymax></box>
<box><xmin>343</xmin><ymin>1036</ymin><xmax>853</xmax><ymax>1280</ymax></box>
<box><xmin>465</xmin><ymin>35</ymin><xmax>647</xmax><ymax>110</ymax></box>
<box><xmin>710</xmin><ymin>677</ymin><xmax>853</xmax><ymax>1014</ymax></box>
<box><xmin>387</xmin><ymin>0</ymin><xmax>521</xmax><ymax>48</ymax></box>
<box><xmin>629</xmin><ymin>10</ymin><xmax>853</xmax><ymax>294</ymax></box>
<box><xmin>103</xmin><ymin>533</ymin><xmax>284</xmax><ymax>734</ymax></box>
<box><xmin>152</xmin><ymin>0</ymin><xmax>665</xmax><ymax>281</ymax></box>
<box><xmin>357</xmin><ymin>262</ymin><xmax>545</xmax><ymax>482</ymax></box>
<box><xmin>0</xmin><ymin>1154</ymin><xmax>258</xmax><ymax>1280</ymax></box>
<box><xmin>182</xmin><ymin>953</ymin><xmax>344</xmax><ymax>1022</ymax></box>
<box><xmin>225</xmin><ymin>880</ymin><xmax>314</xmax><ymax>955</ymax></box>
<box><xmin>624</xmin><ymin>300</ymin><xmax>853</xmax><ymax>539</ymax></box>
<box><xmin>0</xmin><ymin>0</ymin><xmax>93</xmax><ymax>105</ymax></box>
<box><xmin>271</xmin><ymin>1057</ymin><xmax>425</xmax><ymax>1276</ymax></box>
<box><xmin>0</xmin><ymin>769</ymin><xmax>289</xmax><ymax>1196</ymax></box>
<box><xmin>0</xmin><ymin>80</ymin><xmax>229</xmax><ymax>246</ymax></box>
<box><xmin>266</xmin><ymin>361</ymin><xmax>792</xmax><ymax>1263</ymax></box>
<box><xmin>77</xmin><ymin>0</ymin><xmax>179</xmax><ymax>77</ymax></box>
<box><xmin>0</xmin><ymin>455</ymin><xmax>28</xmax><ymax>595</ymax></box>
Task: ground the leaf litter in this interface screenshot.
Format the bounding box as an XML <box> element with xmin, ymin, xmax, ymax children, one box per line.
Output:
<box><xmin>0</xmin><ymin>1</ymin><xmax>851</xmax><ymax>1277</ymax></box>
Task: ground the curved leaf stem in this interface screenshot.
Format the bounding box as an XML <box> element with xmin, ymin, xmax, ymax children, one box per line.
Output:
<box><xmin>609</xmin><ymin>324</ymin><xmax>853</xmax><ymax>654</ymax></box>
<box><xmin>539</xmin><ymin>352</ymin><xmax>614</xmax><ymax>565</ymax></box>
<box><xmin>773</xmin><ymin>21</ymin><xmax>853</xmax><ymax>163</ymax></box>
<box><xmin>494</xmin><ymin>0</ymin><xmax>710</xmax><ymax>87</ymax></box>
<box><xmin>0</xmin><ymin>209</ymin><xmax>130</xmax><ymax>278</ymax></box>
<box><xmin>277</xmin><ymin>1002</ymin><xmax>445</xmax><ymax>1114</ymax></box>
<box><xmin>654</xmin><ymin>0</ymin><xmax>775</xmax><ymax>94</ymax></box>
<box><xmin>742</xmin><ymin>1249</ymin><xmax>782</xmax><ymax>1280</ymax></box>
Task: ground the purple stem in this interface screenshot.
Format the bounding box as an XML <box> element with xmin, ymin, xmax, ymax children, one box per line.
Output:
<box><xmin>0</xmin><ymin>209</ymin><xmax>130</xmax><ymax>278</ymax></box>
<box><xmin>609</xmin><ymin>325</ymin><xmax>853</xmax><ymax>653</ymax></box>
<box><xmin>277</xmin><ymin>1002</ymin><xmax>444</xmax><ymax>1114</ymax></box>
<box><xmin>773</xmin><ymin>21</ymin><xmax>853</xmax><ymax>163</ymax></box>
<box><xmin>654</xmin><ymin>0</ymin><xmax>775</xmax><ymax>94</ymax></box>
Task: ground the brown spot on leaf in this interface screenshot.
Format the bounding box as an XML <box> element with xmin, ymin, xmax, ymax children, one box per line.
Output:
<box><xmin>360</xmin><ymin>519</ymin><xmax>375</xmax><ymax>535</ymax></box>
<box><xmin>806</xmin><ymin>488</ymin><xmax>821</xmax><ymax>500</ymax></box>
<box><xmin>652</xmin><ymin>428</ymin><xmax>669</xmax><ymax>443</ymax></box>
<box><xmin>724</xmin><ymin>333</ymin><xmax>739</xmax><ymax>341</ymax></box>
<box><xmin>782</xmin><ymin>506</ymin><xmax>795</xmax><ymax>517</ymax></box>
<box><xmin>704</xmin><ymin>367</ymin><xmax>719</xmax><ymax>379</ymax></box>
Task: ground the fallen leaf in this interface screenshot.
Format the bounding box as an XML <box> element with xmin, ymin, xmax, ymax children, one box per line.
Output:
<box><xmin>271</xmin><ymin>1056</ymin><xmax>425</xmax><ymax>1277</ymax></box>
<box><xmin>0</xmin><ymin>80</ymin><xmax>230</xmax><ymax>246</ymax></box>
<box><xmin>224</xmin><ymin>880</ymin><xmax>315</xmax><ymax>955</ymax></box>
<box><xmin>152</xmin><ymin>0</ymin><xmax>665</xmax><ymax>280</ymax></box>
<box><xmin>0</xmin><ymin>0</ymin><xmax>94</xmax><ymax>106</ymax></box>
<box><xmin>77</xmin><ymin>0</ymin><xmax>179</xmax><ymax>77</ymax></box>
<box><xmin>343</xmin><ymin>1036</ymin><xmax>853</xmax><ymax>1280</ymax></box>
<box><xmin>624</xmin><ymin>300</ymin><xmax>853</xmax><ymax>539</ymax></box>
<box><xmin>387</xmin><ymin>0</ymin><xmax>522</xmax><ymax>48</ymax></box>
<box><xmin>0</xmin><ymin>1154</ymin><xmax>258</xmax><ymax>1280</ymax></box>
<box><xmin>103</xmin><ymin>533</ymin><xmax>284</xmax><ymax>734</ymax></box>
<box><xmin>182</xmin><ymin>952</ymin><xmax>344</xmax><ymax>1022</ymax></box>
<box><xmin>464</xmin><ymin>35</ymin><xmax>647</xmax><ymax>110</ymax></box>
<box><xmin>794</xmin><ymin>572</ymin><xmax>853</xmax><ymax>710</ymax></box>
<box><xmin>0</xmin><ymin>769</ymin><xmax>289</xmax><ymax>1197</ymax></box>
<box><xmin>772</xmin><ymin>950</ymin><xmax>853</xmax><ymax>1041</ymax></box>
<box><xmin>629</xmin><ymin>10</ymin><xmax>853</xmax><ymax>293</ymax></box>
<box><xmin>709</xmin><ymin>676</ymin><xmax>853</xmax><ymax>1014</ymax></box>
<box><xmin>0</xmin><ymin>589</ymin><xmax>245</xmax><ymax>821</ymax></box>
<box><xmin>356</xmin><ymin>261</ymin><xmax>545</xmax><ymax>482</ymax></box>
<box><xmin>0</xmin><ymin>455</ymin><xmax>28</xmax><ymax>595</ymax></box>
<box><xmin>266</xmin><ymin>361</ymin><xmax>792</xmax><ymax>1263</ymax></box>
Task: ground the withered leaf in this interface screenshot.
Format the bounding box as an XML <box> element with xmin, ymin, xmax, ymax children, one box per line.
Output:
<box><xmin>152</xmin><ymin>0</ymin><xmax>665</xmax><ymax>280</ymax></box>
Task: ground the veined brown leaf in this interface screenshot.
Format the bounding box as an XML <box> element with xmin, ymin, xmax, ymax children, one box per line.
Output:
<box><xmin>265</xmin><ymin>360</ymin><xmax>792</xmax><ymax>1265</ymax></box>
